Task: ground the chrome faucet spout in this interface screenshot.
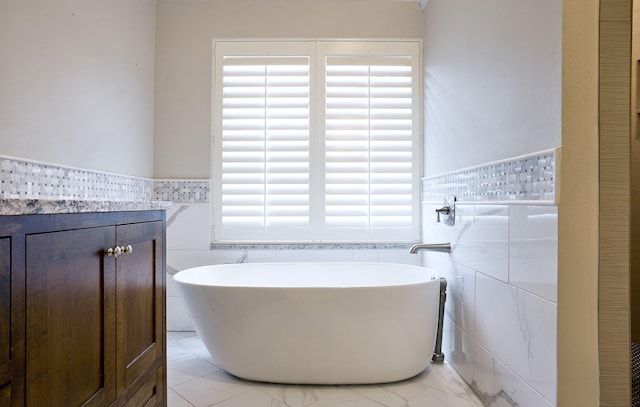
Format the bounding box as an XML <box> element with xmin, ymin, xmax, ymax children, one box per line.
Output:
<box><xmin>409</xmin><ymin>243</ymin><xmax>452</xmax><ymax>254</ymax></box>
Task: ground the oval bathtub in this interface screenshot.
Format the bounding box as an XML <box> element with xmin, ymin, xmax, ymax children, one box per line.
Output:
<box><xmin>173</xmin><ymin>262</ymin><xmax>441</xmax><ymax>385</ymax></box>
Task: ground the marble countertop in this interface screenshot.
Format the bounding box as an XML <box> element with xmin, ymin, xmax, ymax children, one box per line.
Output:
<box><xmin>0</xmin><ymin>199</ymin><xmax>172</xmax><ymax>216</ymax></box>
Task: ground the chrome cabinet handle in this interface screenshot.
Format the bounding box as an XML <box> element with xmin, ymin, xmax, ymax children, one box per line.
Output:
<box><xmin>105</xmin><ymin>244</ymin><xmax>133</xmax><ymax>258</ymax></box>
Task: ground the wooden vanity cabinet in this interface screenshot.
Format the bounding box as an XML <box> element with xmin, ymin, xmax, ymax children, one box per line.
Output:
<box><xmin>0</xmin><ymin>211</ymin><xmax>166</xmax><ymax>407</ymax></box>
<box><xmin>0</xmin><ymin>238</ymin><xmax>11</xmax><ymax>407</ymax></box>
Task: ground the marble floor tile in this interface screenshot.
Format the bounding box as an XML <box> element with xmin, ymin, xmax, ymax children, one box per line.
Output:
<box><xmin>167</xmin><ymin>332</ymin><xmax>484</xmax><ymax>407</ymax></box>
<box><xmin>168</xmin><ymin>388</ymin><xmax>195</xmax><ymax>407</ymax></box>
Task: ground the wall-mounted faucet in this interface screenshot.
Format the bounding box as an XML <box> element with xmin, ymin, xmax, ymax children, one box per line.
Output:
<box><xmin>409</xmin><ymin>243</ymin><xmax>451</xmax><ymax>254</ymax></box>
<box><xmin>435</xmin><ymin>206</ymin><xmax>451</xmax><ymax>222</ymax></box>
<box><xmin>435</xmin><ymin>195</ymin><xmax>456</xmax><ymax>226</ymax></box>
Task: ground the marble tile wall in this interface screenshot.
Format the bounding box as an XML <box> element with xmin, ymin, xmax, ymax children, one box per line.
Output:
<box><xmin>165</xmin><ymin>203</ymin><xmax>420</xmax><ymax>331</ymax></box>
<box><xmin>422</xmin><ymin>149</ymin><xmax>558</xmax><ymax>407</ymax></box>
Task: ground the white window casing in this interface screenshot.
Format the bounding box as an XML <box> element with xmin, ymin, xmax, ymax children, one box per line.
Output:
<box><xmin>212</xmin><ymin>40</ymin><xmax>421</xmax><ymax>243</ymax></box>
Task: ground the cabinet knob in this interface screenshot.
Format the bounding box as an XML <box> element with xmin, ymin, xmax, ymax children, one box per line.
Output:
<box><xmin>105</xmin><ymin>245</ymin><xmax>133</xmax><ymax>258</ymax></box>
<box><xmin>106</xmin><ymin>246</ymin><xmax>122</xmax><ymax>258</ymax></box>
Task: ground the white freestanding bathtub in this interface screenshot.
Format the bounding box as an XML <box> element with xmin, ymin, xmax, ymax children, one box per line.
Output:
<box><xmin>173</xmin><ymin>262</ymin><xmax>441</xmax><ymax>384</ymax></box>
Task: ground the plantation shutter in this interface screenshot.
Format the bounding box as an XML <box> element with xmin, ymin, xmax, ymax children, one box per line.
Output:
<box><xmin>324</xmin><ymin>56</ymin><xmax>414</xmax><ymax>231</ymax></box>
<box><xmin>219</xmin><ymin>56</ymin><xmax>311</xmax><ymax>235</ymax></box>
<box><xmin>213</xmin><ymin>41</ymin><xmax>420</xmax><ymax>243</ymax></box>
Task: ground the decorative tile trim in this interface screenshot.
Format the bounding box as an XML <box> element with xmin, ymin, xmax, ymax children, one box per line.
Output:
<box><xmin>153</xmin><ymin>179</ymin><xmax>211</xmax><ymax>203</ymax></box>
<box><xmin>2</xmin><ymin>149</ymin><xmax>557</xmax><ymax>206</ymax></box>
<box><xmin>423</xmin><ymin>148</ymin><xmax>557</xmax><ymax>203</ymax></box>
<box><xmin>0</xmin><ymin>156</ymin><xmax>153</xmax><ymax>201</ymax></box>
<box><xmin>0</xmin><ymin>156</ymin><xmax>214</xmax><ymax>204</ymax></box>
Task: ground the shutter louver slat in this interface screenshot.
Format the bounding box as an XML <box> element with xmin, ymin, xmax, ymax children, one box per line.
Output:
<box><xmin>325</xmin><ymin>57</ymin><xmax>413</xmax><ymax>230</ymax></box>
<box><xmin>221</xmin><ymin>57</ymin><xmax>310</xmax><ymax>231</ymax></box>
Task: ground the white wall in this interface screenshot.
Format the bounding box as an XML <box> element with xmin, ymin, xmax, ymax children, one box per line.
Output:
<box><xmin>422</xmin><ymin>0</ymin><xmax>563</xmax><ymax>405</ymax></box>
<box><xmin>153</xmin><ymin>0</ymin><xmax>423</xmax><ymax>178</ymax></box>
<box><xmin>0</xmin><ymin>0</ymin><xmax>156</xmax><ymax>178</ymax></box>
<box><xmin>422</xmin><ymin>0</ymin><xmax>562</xmax><ymax>176</ymax></box>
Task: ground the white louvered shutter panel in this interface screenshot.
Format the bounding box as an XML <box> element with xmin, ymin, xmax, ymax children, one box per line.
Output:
<box><xmin>213</xmin><ymin>41</ymin><xmax>419</xmax><ymax>243</ymax></box>
<box><xmin>219</xmin><ymin>56</ymin><xmax>310</xmax><ymax>236</ymax></box>
<box><xmin>324</xmin><ymin>56</ymin><xmax>414</xmax><ymax>232</ymax></box>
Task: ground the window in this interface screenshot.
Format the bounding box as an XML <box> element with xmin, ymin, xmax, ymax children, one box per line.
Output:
<box><xmin>212</xmin><ymin>41</ymin><xmax>421</xmax><ymax>243</ymax></box>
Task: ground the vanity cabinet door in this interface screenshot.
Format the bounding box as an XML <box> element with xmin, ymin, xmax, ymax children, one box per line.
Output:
<box><xmin>115</xmin><ymin>221</ymin><xmax>165</xmax><ymax>405</ymax></box>
<box><xmin>0</xmin><ymin>238</ymin><xmax>10</xmax><ymax>407</ymax></box>
<box><xmin>25</xmin><ymin>226</ymin><xmax>117</xmax><ymax>406</ymax></box>
<box><xmin>122</xmin><ymin>365</ymin><xmax>164</xmax><ymax>407</ymax></box>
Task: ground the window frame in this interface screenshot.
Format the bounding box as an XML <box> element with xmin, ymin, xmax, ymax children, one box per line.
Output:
<box><xmin>211</xmin><ymin>39</ymin><xmax>422</xmax><ymax>243</ymax></box>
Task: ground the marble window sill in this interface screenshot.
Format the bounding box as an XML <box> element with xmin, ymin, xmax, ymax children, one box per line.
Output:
<box><xmin>210</xmin><ymin>242</ymin><xmax>415</xmax><ymax>250</ymax></box>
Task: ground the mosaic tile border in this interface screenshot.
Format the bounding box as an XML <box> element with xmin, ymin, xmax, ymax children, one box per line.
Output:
<box><xmin>154</xmin><ymin>179</ymin><xmax>211</xmax><ymax>203</ymax></box>
<box><xmin>0</xmin><ymin>156</ymin><xmax>153</xmax><ymax>201</ymax></box>
<box><xmin>0</xmin><ymin>156</ymin><xmax>213</xmax><ymax>203</ymax></box>
<box><xmin>423</xmin><ymin>148</ymin><xmax>558</xmax><ymax>203</ymax></box>
<box><xmin>2</xmin><ymin>148</ymin><xmax>556</xmax><ymax>206</ymax></box>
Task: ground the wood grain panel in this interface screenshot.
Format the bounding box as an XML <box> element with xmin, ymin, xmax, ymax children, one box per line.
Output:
<box><xmin>0</xmin><ymin>211</ymin><xmax>166</xmax><ymax>406</ymax></box>
<box><xmin>633</xmin><ymin>0</ymin><xmax>640</xmax><ymax>358</ymax></box>
<box><xmin>123</xmin><ymin>365</ymin><xmax>164</xmax><ymax>407</ymax></box>
<box><xmin>599</xmin><ymin>1</ymin><xmax>632</xmax><ymax>405</ymax></box>
<box><xmin>0</xmin><ymin>383</ymin><xmax>9</xmax><ymax>407</ymax></box>
<box><xmin>601</xmin><ymin>0</ymin><xmax>633</xmax><ymax>22</ymax></box>
<box><xmin>26</xmin><ymin>226</ymin><xmax>117</xmax><ymax>406</ymax></box>
<box><xmin>116</xmin><ymin>221</ymin><xmax>164</xmax><ymax>394</ymax></box>
<box><xmin>0</xmin><ymin>238</ymin><xmax>10</xmax><ymax>388</ymax></box>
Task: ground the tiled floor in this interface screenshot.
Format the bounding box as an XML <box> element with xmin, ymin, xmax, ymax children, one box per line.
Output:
<box><xmin>167</xmin><ymin>331</ymin><xmax>485</xmax><ymax>407</ymax></box>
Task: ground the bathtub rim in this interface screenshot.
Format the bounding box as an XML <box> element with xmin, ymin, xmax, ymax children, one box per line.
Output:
<box><xmin>172</xmin><ymin>261</ymin><xmax>439</xmax><ymax>289</ymax></box>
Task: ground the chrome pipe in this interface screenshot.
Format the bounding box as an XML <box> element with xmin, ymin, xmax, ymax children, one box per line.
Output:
<box><xmin>432</xmin><ymin>277</ymin><xmax>447</xmax><ymax>363</ymax></box>
<box><xmin>408</xmin><ymin>243</ymin><xmax>451</xmax><ymax>254</ymax></box>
